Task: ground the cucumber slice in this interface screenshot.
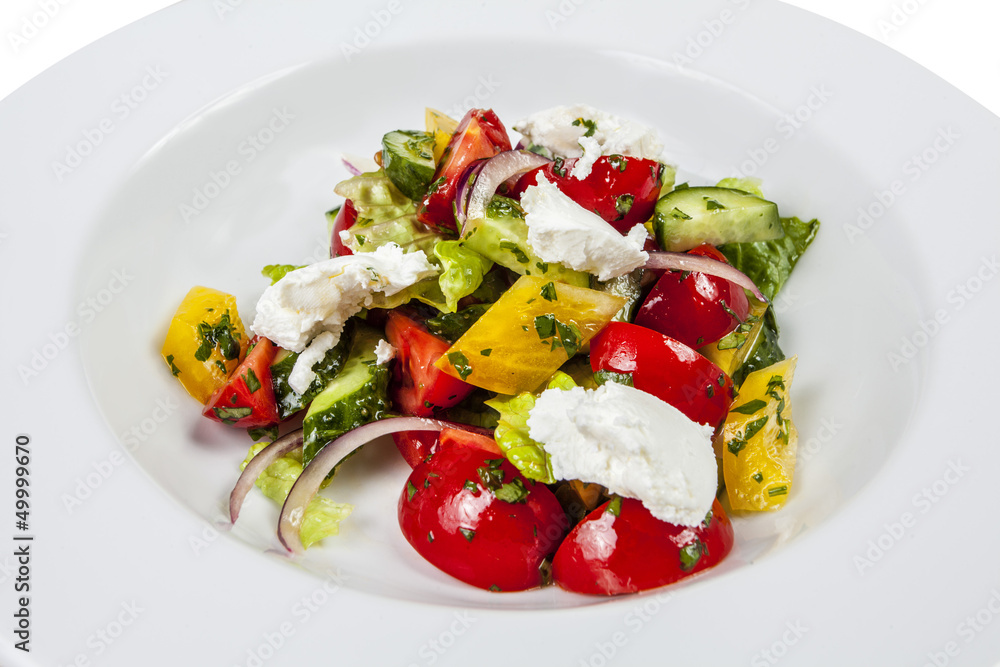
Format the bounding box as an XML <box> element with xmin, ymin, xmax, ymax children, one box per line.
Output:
<box><xmin>462</xmin><ymin>195</ymin><xmax>589</xmax><ymax>287</ymax></box>
<box><xmin>301</xmin><ymin>324</ymin><xmax>390</xmax><ymax>466</ymax></box>
<box><xmin>381</xmin><ymin>130</ymin><xmax>436</xmax><ymax>201</ymax></box>
<box><xmin>269</xmin><ymin>321</ymin><xmax>355</xmax><ymax>420</ymax></box>
<box><xmin>652</xmin><ymin>186</ymin><xmax>782</xmax><ymax>252</ymax></box>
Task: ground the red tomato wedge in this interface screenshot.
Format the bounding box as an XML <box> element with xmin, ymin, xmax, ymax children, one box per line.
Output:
<box><xmin>553</xmin><ymin>498</ymin><xmax>734</xmax><ymax>595</ymax></box>
<box><xmin>417</xmin><ymin>108</ymin><xmax>511</xmax><ymax>234</ymax></box>
<box><xmin>384</xmin><ymin>311</ymin><xmax>475</xmax><ymax>417</ymax></box>
<box><xmin>634</xmin><ymin>244</ymin><xmax>750</xmax><ymax>348</ymax></box>
<box><xmin>329</xmin><ymin>199</ymin><xmax>357</xmax><ymax>257</ymax></box>
<box><xmin>510</xmin><ymin>154</ymin><xmax>665</xmax><ymax>233</ymax></box>
<box><xmin>202</xmin><ymin>336</ymin><xmax>279</xmax><ymax>428</ymax></box>
<box><xmin>393</xmin><ymin>425</ymin><xmax>499</xmax><ymax>468</ymax></box>
<box><xmin>590</xmin><ymin>322</ymin><xmax>734</xmax><ymax>430</ymax></box>
<box><xmin>398</xmin><ymin>442</ymin><xmax>568</xmax><ymax>592</ymax></box>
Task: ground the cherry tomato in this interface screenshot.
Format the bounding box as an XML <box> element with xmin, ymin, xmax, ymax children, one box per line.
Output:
<box><xmin>634</xmin><ymin>244</ymin><xmax>750</xmax><ymax>349</ymax></box>
<box><xmin>510</xmin><ymin>155</ymin><xmax>665</xmax><ymax>233</ymax></box>
<box><xmin>590</xmin><ymin>322</ymin><xmax>734</xmax><ymax>430</ymax></box>
<box><xmin>384</xmin><ymin>311</ymin><xmax>475</xmax><ymax>417</ymax></box>
<box><xmin>398</xmin><ymin>441</ymin><xmax>568</xmax><ymax>592</ymax></box>
<box><xmin>202</xmin><ymin>336</ymin><xmax>279</xmax><ymax>428</ymax></box>
<box><xmin>393</xmin><ymin>425</ymin><xmax>499</xmax><ymax>468</ymax></box>
<box><xmin>553</xmin><ymin>498</ymin><xmax>733</xmax><ymax>595</ymax></box>
<box><xmin>329</xmin><ymin>200</ymin><xmax>357</xmax><ymax>257</ymax></box>
<box><xmin>417</xmin><ymin>108</ymin><xmax>512</xmax><ymax>234</ymax></box>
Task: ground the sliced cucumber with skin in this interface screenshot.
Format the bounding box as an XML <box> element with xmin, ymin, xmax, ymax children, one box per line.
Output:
<box><xmin>269</xmin><ymin>321</ymin><xmax>355</xmax><ymax>420</ymax></box>
<box><xmin>461</xmin><ymin>195</ymin><xmax>590</xmax><ymax>287</ymax></box>
<box><xmin>652</xmin><ymin>186</ymin><xmax>782</xmax><ymax>252</ymax></box>
<box><xmin>301</xmin><ymin>323</ymin><xmax>391</xmax><ymax>467</ymax></box>
<box><xmin>381</xmin><ymin>130</ymin><xmax>436</xmax><ymax>201</ymax></box>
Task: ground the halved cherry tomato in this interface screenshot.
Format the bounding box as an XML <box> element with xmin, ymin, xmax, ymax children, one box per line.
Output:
<box><xmin>417</xmin><ymin>108</ymin><xmax>512</xmax><ymax>234</ymax></box>
<box><xmin>329</xmin><ymin>200</ymin><xmax>357</xmax><ymax>257</ymax></box>
<box><xmin>202</xmin><ymin>336</ymin><xmax>279</xmax><ymax>428</ymax></box>
<box><xmin>392</xmin><ymin>425</ymin><xmax>499</xmax><ymax>468</ymax></box>
<box><xmin>398</xmin><ymin>440</ymin><xmax>568</xmax><ymax>592</ymax></box>
<box><xmin>590</xmin><ymin>322</ymin><xmax>734</xmax><ymax>430</ymax></box>
<box><xmin>634</xmin><ymin>244</ymin><xmax>750</xmax><ymax>349</ymax></box>
<box><xmin>510</xmin><ymin>155</ymin><xmax>665</xmax><ymax>234</ymax></box>
<box><xmin>384</xmin><ymin>311</ymin><xmax>475</xmax><ymax>417</ymax></box>
<box><xmin>553</xmin><ymin>498</ymin><xmax>733</xmax><ymax>595</ymax></box>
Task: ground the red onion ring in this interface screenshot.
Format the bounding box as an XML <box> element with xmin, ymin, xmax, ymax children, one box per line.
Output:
<box><xmin>277</xmin><ymin>417</ymin><xmax>453</xmax><ymax>554</ymax></box>
<box><xmin>453</xmin><ymin>159</ymin><xmax>487</xmax><ymax>226</ymax></box>
<box><xmin>341</xmin><ymin>156</ymin><xmax>363</xmax><ymax>176</ymax></box>
<box><xmin>644</xmin><ymin>251</ymin><xmax>769</xmax><ymax>303</ymax></box>
<box><xmin>458</xmin><ymin>150</ymin><xmax>550</xmax><ymax>234</ymax></box>
<box><xmin>229</xmin><ymin>429</ymin><xmax>304</xmax><ymax>524</ymax></box>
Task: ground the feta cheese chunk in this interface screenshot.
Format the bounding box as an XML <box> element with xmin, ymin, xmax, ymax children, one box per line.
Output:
<box><xmin>513</xmin><ymin>104</ymin><xmax>664</xmax><ymax>180</ymax></box>
<box><xmin>526</xmin><ymin>382</ymin><xmax>717</xmax><ymax>527</ymax></box>
<box><xmin>374</xmin><ymin>339</ymin><xmax>396</xmax><ymax>365</ymax></box>
<box><xmin>521</xmin><ymin>175</ymin><xmax>648</xmax><ymax>281</ymax></box>
<box><xmin>287</xmin><ymin>331</ymin><xmax>336</xmax><ymax>394</ymax></box>
<box><xmin>251</xmin><ymin>243</ymin><xmax>436</xmax><ymax>353</ymax></box>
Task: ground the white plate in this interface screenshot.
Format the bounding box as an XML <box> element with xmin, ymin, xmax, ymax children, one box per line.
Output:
<box><xmin>2</xmin><ymin>1</ymin><xmax>999</xmax><ymax>665</ymax></box>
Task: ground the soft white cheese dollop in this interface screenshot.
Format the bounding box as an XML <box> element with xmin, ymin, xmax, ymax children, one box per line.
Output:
<box><xmin>373</xmin><ymin>339</ymin><xmax>396</xmax><ymax>365</ymax></box>
<box><xmin>513</xmin><ymin>104</ymin><xmax>664</xmax><ymax>180</ymax></box>
<box><xmin>526</xmin><ymin>382</ymin><xmax>717</xmax><ymax>527</ymax></box>
<box><xmin>251</xmin><ymin>244</ymin><xmax>435</xmax><ymax>392</ymax></box>
<box><xmin>521</xmin><ymin>175</ymin><xmax>648</xmax><ymax>281</ymax></box>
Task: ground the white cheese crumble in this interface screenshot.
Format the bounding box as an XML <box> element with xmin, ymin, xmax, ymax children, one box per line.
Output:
<box><xmin>287</xmin><ymin>331</ymin><xmax>336</xmax><ymax>394</ymax></box>
<box><xmin>251</xmin><ymin>243</ymin><xmax>436</xmax><ymax>354</ymax></box>
<box><xmin>374</xmin><ymin>339</ymin><xmax>396</xmax><ymax>365</ymax></box>
<box><xmin>513</xmin><ymin>104</ymin><xmax>664</xmax><ymax>180</ymax></box>
<box><xmin>526</xmin><ymin>382</ymin><xmax>717</xmax><ymax>527</ymax></box>
<box><xmin>521</xmin><ymin>175</ymin><xmax>648</xmax><ymax>281</ymax></box>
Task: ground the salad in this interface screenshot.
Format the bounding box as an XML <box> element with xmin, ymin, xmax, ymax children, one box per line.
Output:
<box><xmin>160</xmin><ymin>104</ymin><xmax>818</xmax><ymax>596</ymax></box>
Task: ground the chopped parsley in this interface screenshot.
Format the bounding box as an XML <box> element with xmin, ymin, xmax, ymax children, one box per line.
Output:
<box><xmin>614</xmin><ymin>194</ymin><xmax>634</xmax><ymax>220</ymax></box>
<box><xmin>533</xmin><ymin>314</ymin><xmax>583</xmax><ymax>358</ymax></box>
<box><xmin>494</xmin><ymin>478</ymin><xmax>529</xmax><ymax>504</ymax></box>
<box><xmin>212</xmin><ymin>406</ymin><xmax>252</xmax><ymax>425</ymax></box>
<box><xmin>446</xmin><ymin>351</ymin><xmax>473</xmax><ymax>380</ymax></box>
<box><xmin>247</xmin><ymin>424</ymin><xmax>278</xmax><ymax>442</ymax></box>
<box><xmin>406</xmin><ymin>480</ymin><xmax>418</xmax><ymax>501</ymax></box>
<box><xmin>540</xmin><ymin>281</ymin><xmax>558</xmax><ymax>302</ymax></box>
<box><xmin>459</xmin><ymin>527</ymin><xmax>476</xmax><ymax>543</ymax></box>
<box><xmin>679</xmin><ymin>538</ymin><xmax>707</xmax><ymax>572</ymax></box>
<box><xmin>243</xmin><ymin>368</ymin><xmax>261</xmax><ymax>394</ymax></box>
<box><xmin>165</xmin><ymin>354</ymin><xmax>181</xmax><ymax>377</ymax></box>
<box><xmin>705</xmin><ymin>198</ymin><xmax>726</xmax><ymax>210</ymax></box>
<box><xmin>594</xmin><ymin>369</ymin><xmax>634</xmax><ymax>387</ymax></box>
<box><xmin>669</xmin><ymin>207</ymin><xmax>692</xmax><ymax>221</ymax></box>
<box><xmin>479</xmin><ymin>348</ymin><xmax>492</xmax><ymax>357</ymax></box>
<box><xmin>767</xmin><ymin>485</ymin><xmax>788</xmax><ymax>497</ymax></box>
<box><xmin>730</xmin><ymin>399</ymin><xmax>767</xmax><ymax>415</ymax></box>
<box><xmin>194</xmin><ymin>309</ymin><xmax>241</xmax><ymax>362</ymax></box>
<box><xmin>606</xmin><ymin>496</ymin><xmax>622</xmax><ymax>516</ymax></box>
<box><xmin>499</xmin><ymin>241</ymin><xmax>530</xmax><ymax>264</ymax></box>
<box><xmin>571</xmin><ymin>117</ymin><xmax>597</xmax><ymax>137</ymax></box>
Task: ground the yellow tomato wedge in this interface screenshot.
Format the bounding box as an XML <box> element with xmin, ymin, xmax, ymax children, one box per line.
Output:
<box><xmin>717</xmin><ymin>356</ymin><xmax>798</xmax><ymax>511</ymax></box>
<box><xmin>433</xmin><ymin>276</ymin><xmax>624</xmax><ymax>394</ymax></box>
<box><xmin>698</xmin><ymin>298</ymin><xmax>769</xmax><ymax>377</ymax></box>
<box><xmin>161</xmin><ymin>286</ymin><xmax>248</xmax><ymax>404</ymax></box>
<box><xmin>425</xmin><ymin>107</ymin><xmax>459</xmax><ymax>165</ymax></box>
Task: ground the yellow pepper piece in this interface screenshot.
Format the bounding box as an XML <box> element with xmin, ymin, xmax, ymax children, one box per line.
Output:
<box><xmin>698</xmin><ymin>298</ymin><xmax>769</xmax><ymax>377</ymax></box>
<box><xmin>433</xmin><ymin>276</ymin><xmax>624</xmax><ymax>394</ymax></box>
<box><xmin>718</xmin><ymin>356</ymin><xmax>798</xmax><ymax>511</ymax></box>
<box><xmin>160</xmin><ymin>286</ymin><xmax>248</xmax><ymax>404</ymax></box>
<box><xmin>425</xmin><ymin>107</ymin><xmax>459</xmax><ymax>165</ymax></box>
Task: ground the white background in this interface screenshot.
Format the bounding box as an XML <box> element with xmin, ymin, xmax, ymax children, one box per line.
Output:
<box><xmin>1</xmin><ymin>0</ymin><xmax>998</xmax><ymax>116</ymax></box>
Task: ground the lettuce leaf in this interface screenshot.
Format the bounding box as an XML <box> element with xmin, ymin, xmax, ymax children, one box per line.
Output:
<box><xmin>485</xmin><ymin>371</ymin><xmax>578</xmax><ymax>484</ymax></box>
<box><xmin>433</xmin><ymin>240</ymin><xmax>493</xmax><ymax>313</ymax></box>
<box><xmin>715</xmin><ymin>176</ymin><xmax>764</xmax><ymax>197</ymax></box>
<box><xmin>718</xmin><ymin>216</ymin><xmax>820</xmax><ymax>301</ymax></box>
<box><xmin>261</xmin><ymin>264</ymin><xmax>304</xmax><ymax>285</ymax></box>
<box><xmin>240</xmin><ymin>442</ymin><xmax>353</xmax><ymax>548</ymax></box>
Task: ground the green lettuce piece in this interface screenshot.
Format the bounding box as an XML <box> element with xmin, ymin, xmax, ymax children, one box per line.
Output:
<box><xmin>434</xmin><ymin>240</ymin><xmax>493</xmax><ymax>313</ymax></box>
<box><xmin>485</xmin><ymin>371</ymin><xmax>578</xmax><ymax>484</ymax></box>
<box><xmin>715</xmin><ymin>176</ymin><xmax>764</xmax><ymax>197</ymax></box>
<box><xmin>240</xmin><ymin>442</ymin><xmax>353</xmax><ymax>548</ymax></box>
<box><xmin>333</xmin><ymin>170</ymin><xmax>442</xmax><ymax>255</ymax></box>
<box><xmin>425</xmin><ymin>304</ymin><xmax>490</xmax><ymax>343</ymax></box>
<box><xmin>261</xmin><ymin>264</ymin><xmax>305</xmax><ymax>285</ymax></box>
<box><xmin>718</xmin><ymin>216</ymin><xmax>820</xmax><ymax>301</ymax></box>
